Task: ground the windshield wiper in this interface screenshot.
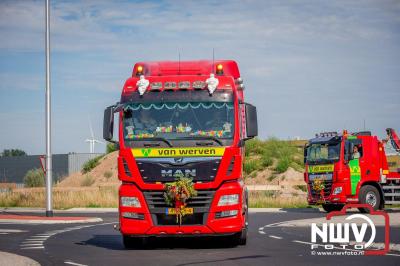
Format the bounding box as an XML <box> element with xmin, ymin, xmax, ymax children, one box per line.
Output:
<box><xmin>139</xmin><ymin>137</ymin><xmax>173</xmax><ymax>147</ymax></box>
<box><xmin>176</xmin><ymin>136</ymin><xmax>223</xmax><ymax>146</ymax></box>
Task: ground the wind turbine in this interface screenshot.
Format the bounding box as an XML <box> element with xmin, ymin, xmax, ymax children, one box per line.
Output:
<box><xmin>85</xmin><ymin>117</ymin><xmax>104</xmax><ymax>153</ymax></box>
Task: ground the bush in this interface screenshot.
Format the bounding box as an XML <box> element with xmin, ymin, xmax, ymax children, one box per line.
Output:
<box><xmin>243</xmin><ymin>159</ymin><xmax>262</xmax><ymax>174</ymax></box>
<box><xmin>106</xmin><ymin>142</ymin><xmax>118</xmax><ymax>154</ymax></box>
<box><xmin>245</xmin><ymin>138</ymin><xmax>265</xmax><ymax>156</ymax></box>
<box><xmin>81</xmin><ymin>155</ymin><xmax>103</xmax><ymax>174</ymax></box>
<box><xmin>261</xmin><ymin>153</ymin><xmax>273</xmax><ymax>167</ymax></box>
<box><xmin>81</xmin><ymin>175</ymin><xmax>95</xmax><ymax>187</ymax></box>
<box><xmin>23</xmin><ymin>169</ymin><xmax>45</xmax><ymax>187</ymax></box>
<box><xmin>104</xmin><ymin>170</ymin><xmax>113</xmax><ymax>179</ymax></box>
<box><xmin>275</xmin><ymin>156</ymin><xmax>291</xmax><ymax>173</ymax></box>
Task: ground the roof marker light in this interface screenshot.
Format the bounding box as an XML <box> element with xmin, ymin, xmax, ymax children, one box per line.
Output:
<box><xmin>206</xmin><ymin>73</ymin><xmax>219</xmax><ymax>94</ymax></box>
<box><xmin>216</xmin><ymin>64</ymin><xmax>223</xmax><ymax>75</ymax></box>
<box><xmin>136</xmin><ymin>75</ymin><xmax>149</xmax><ymax>96</ymax></box>
<box><xmin>136</xmin><ymin>65</ymin><xmax>144</xmax><ymax>76</ymax></box>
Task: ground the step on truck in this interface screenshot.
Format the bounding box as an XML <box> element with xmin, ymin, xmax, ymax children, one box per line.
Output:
<box><xmin>304</xmin><ymin>129</ymin><xmax>400</xmax><ymax>213</ymax></box>
<box><xmin>103</xmin><ymin>60</ymin><xmax>258</xmax><ymax>247</ymax></box>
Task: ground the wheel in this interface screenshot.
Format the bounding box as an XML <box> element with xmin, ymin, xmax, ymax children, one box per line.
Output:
<box><xmin>358</xmin><ymin>185</ymin><xmax>381</xmax><ymax>213</ymax></box>
<box><xmin>122</xmin><ymin>235</ymin><xmax>145</xmax><ymax>249</ymax></box>
<box><xmin>228</xmin><ymin>229</ymin><xmax>247</xmax><ymax>247</ymax></box>
<box><xmin>322</xmin><ymin>204</ymin><xmax>344</xmax><ymax>213</ymax></box>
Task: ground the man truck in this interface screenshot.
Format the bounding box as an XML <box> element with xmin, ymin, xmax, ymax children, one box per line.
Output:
<box><xmin>304</xmin><ymin>129</ymin><xmax>400</xmax><ymax>212</ymax></box>
<box><xmin>103</xmin><ymin>60</ymin><xmax>257</xmax><ymax>247</ymax></box>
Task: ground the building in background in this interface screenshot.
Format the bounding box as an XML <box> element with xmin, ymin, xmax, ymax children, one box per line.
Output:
<box><xmin>0</xmin><ymin>153</ymin><xmax>103</xmax><ymax>185</ymax></box>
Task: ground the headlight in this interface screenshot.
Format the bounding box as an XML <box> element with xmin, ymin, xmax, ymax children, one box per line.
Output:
<box><xmin>218</xmin><ymin>194</ymin><xmax>239</xmax><ymax>206</ymax></box>
<box><xmin>333</xmin><ymin>187</ymin><xmax>343</xmax><ymax>195</ymax></box>
<box><xmin>121</xmin><ymin>196</ymin><xmax>141</xmax><ymax>207</ymax></box>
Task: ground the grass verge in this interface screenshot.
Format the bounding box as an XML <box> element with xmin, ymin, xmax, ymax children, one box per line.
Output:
<box><xmin>0</xmin><ymin>186</ymin><xmax>118</xmax><ymax>209</ymax></box>
<box><xmin>0</xmin><ymin>188</ymin><xmax>309</xmax><ymax>209</ymax></box>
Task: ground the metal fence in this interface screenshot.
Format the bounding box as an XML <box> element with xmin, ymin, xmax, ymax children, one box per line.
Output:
<box><xmin>0</xmin><ymin>153</ymin><xmax>103</xmax><ymax>184</ymax></box>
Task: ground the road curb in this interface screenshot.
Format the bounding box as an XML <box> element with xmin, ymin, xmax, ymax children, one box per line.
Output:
<box><xmin>0</xmin><ymin>214</ymin><xmax>103</xmax><ymax>224</ymax></box>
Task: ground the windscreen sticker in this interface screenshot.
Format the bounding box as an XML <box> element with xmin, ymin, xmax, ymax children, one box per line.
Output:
<box><xmin>132</xmin><ymin>147</ymin><xmax>225</xmax><ymax>158</ymax></box>
<box><xmin>308</xmin><ymin>164</ymin><xmax>334</xmax><ymax>173</ymax></box>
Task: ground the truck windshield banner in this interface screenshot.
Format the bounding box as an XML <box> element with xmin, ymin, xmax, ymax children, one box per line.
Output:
<box><xmin>131</xmin><ymin>147</ymin><xmax>225</xmax><ymax>158</ymax></box>
<box><xmin>308</xmin><ymin>164</ymin><xmax>334</xmax><ymax>173</ymax></box>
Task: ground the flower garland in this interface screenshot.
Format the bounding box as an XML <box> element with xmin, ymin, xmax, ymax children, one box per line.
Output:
<box><xmin>312</xmin><ymin>178</ymin><xmax>326</xmax><ymax>204</ymax></box>
<box><xmin>164</xmin><ymin>176</ymin><xmax>197</xmax><ymax>225</ymax></box>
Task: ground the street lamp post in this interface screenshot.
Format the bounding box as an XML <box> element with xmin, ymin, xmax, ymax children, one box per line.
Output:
<box><xmin>45</xmin><ymin>0</ymin><xmax>53</xmax><ymax>217</ymax></box>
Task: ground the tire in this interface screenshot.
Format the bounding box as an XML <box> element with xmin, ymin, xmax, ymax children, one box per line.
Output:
<box><xmin>122</xmin><ymin>235</ymin><xmax>145</xmax><ymax>249</ymax></box>
<box><xmin>322</xmin><ymin>204</ymin><xmax>344</xmax><ymax>213</ymax></box>
<box><xmin>228</xmin><ymin>229</ymin><xmax>247</xmax><ymax>247</ymax></box>
<box><xmin>358</xmin><ymin>185</ymin><xmax>381</xmax><ymax>213</ymax></box>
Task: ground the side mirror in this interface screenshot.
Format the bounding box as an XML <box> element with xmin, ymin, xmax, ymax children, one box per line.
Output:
<box><xmin>103</xmin><ymin>105</ymin><xmax>115</xmax><ymax>142</ymax></box>
<box><xmin>245</xmin><ymin>103</ymin><xmax>258</xmax><ymax>139</ymax></box>
<box><xmin>303</xmin><ymin>145</ymin><xmax>308</xmax><ymax>164</ymax></box>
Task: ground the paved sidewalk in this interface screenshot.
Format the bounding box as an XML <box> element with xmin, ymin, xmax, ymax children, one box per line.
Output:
<box><xmin>0</xmin><ymin>251</ymin><xmax>40</xmax><ymax>266</ymax></box>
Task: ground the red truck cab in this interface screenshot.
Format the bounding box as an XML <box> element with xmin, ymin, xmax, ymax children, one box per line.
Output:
<box><xmin>304</xmin><ymin>130</ymin><xmax>400</xmax><ymax>213</ymax></box>
<box><xmin>103</xmin><ymin>60</ymin><xmax>258</xmax><ymax>247</ymax></box>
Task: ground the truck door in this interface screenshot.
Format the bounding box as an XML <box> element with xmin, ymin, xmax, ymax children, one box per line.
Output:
<box><xmin>346</xmin><ymin>137</ymin><xmax>363</xmax><ymax>195</ymax></box>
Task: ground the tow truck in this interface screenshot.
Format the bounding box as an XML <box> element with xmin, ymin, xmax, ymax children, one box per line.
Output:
<box><xmin>103</xmin><ymin>60</ymin><xmax>258</xmax><ymax>247</ymax></box>
<box><xmin>304</xmin><ymin>129</ymin><xmax>400</xmax><ymax>212</ymax></box>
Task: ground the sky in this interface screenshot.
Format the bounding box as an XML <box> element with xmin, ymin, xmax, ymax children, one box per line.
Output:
<box><xmin>0</xmin><ymin>0</ymin><xmax>399</xmax><ymax>155</ymax></box>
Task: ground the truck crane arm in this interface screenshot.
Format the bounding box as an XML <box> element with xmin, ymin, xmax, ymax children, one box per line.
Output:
<box><xmin>386</xmin><ymin>128</ymin><xmax>400</xmax><ymax>152</ymax></box>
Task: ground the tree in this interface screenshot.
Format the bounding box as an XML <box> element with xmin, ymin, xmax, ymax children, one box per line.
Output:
<box><xmin>2</xmin><ymin>149</ymin><xmax>27</xmax><ymax>157</ymax></box>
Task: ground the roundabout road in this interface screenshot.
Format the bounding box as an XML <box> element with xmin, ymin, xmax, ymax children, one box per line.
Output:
<box><xmin>0</xmin><ymin>210</ymin><xmax>399</xmax><ymax>266</ymax></box>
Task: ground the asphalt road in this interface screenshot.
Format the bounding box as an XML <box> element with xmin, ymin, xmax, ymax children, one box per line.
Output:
<box><xmin>0</xmin><ymin>210</ymin><xmax>399</xmax><ymax>266</ymax></box>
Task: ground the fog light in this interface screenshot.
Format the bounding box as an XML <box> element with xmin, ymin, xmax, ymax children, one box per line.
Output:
<box><xmin>215</xmin><ymin>210</ymin><xmax>238</xmax><ymax>218</ymax></box>
<box><xmin>218</xmin><ymin>194</ymin><xmax>239</xmax><ymax>206</ymax></box>
<box><xmin>121</xmin><ymin>196</ymin><xmax>141</xmax><ymax>207</ymax></box>
<box><xmin>333</xmin><ymin>187</ymin><xmax>343</xmax><ymax>195</ymax></box>
<box><xmin>122</xmin><ymin>212</ymin><xmax>144</xmax><ymax>220</ymax></box>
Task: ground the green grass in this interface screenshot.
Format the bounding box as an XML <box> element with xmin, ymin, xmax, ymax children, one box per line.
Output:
<box><xmin>245</xmin><ymin>137</ymin><xmax>305</xmax><ymax>176</ymax></box>
<box><xmin>81</xmin><ymin>155</ymin><xmax>104</xmax><ymax>174</ymax></box>
<box><xmin>249</xmin><ymin>191</ymin><xmax>308</xmax><ymax>208</ymax></box>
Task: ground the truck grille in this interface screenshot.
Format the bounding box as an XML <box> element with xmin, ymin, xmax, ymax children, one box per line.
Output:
<box><xmin>137</xmin><ymin>158</ymin><xmax>221</xmax><ymax>183</ymax></box>
<box><xmin>308</xmin><ymin>180</ymin><xmax>333</xmax><ymax>199</ymax></box>
<box><xmin>143</xmin><ymin>190</ymin><xmax>215</xmax><ymax>225</ymax></box>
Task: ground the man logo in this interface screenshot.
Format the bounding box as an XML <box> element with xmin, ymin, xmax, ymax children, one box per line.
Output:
<box><xmin>161</xmin><ymin>169</ymin><xmax>196</xmax><ymax>178</ymax></box>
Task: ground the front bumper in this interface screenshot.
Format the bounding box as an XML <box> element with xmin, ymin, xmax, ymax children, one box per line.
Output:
<box><xmin>119</xmin><ymin>181</ymin><xmax>245</xmax><ymax>236</ymax></box>
<box><xmin>307</xmin><ymin>182</ymin><xmax>351</xmax><ymax>204</ymax></box>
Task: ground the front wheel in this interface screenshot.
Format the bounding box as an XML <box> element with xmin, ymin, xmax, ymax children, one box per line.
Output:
<box><xmin>358</xmin><ymin>185</ymin><xmax>381</xmax><ymax>213</ymax></box>
<box><xmin>322</xmin><ymin>204</ymin><xmax>344</xmax><ymax>213</ymax></box>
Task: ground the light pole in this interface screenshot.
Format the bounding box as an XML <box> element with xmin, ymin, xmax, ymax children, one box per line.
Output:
<box><xmin>45</xmin><ymin>0</ymin><xmax>53</xmax><ymax>217</ymax></box>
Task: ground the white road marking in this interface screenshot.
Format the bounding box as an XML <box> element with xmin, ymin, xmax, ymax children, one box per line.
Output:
<box><xmin>64</xmin><ymin>261</ymin><xmax>88</xmax><ymax>266</ymax></box>
<box><xmin>0</xmin><ymin>229</ymin><xmax>27</xmax><ymax>233</ymax></box>
<box><xmin>19</xmin><ymin>222</ymin><xmax>117</xmax><ymax>252</ymax></box>
<box><xmin>0</xmin><ymin>232</ymin><xmax>8</xmax><ymax>234</ymax></box>
<box><xmin>269</xmin><ymin>235</ymin><xmax>283</xmax><ymax>239</ymax></box>
<box><xmin>21</xmin><ymin>246</ymin><xmax>44</xmax><ymax>249</ymax></box>
<box><xmin>20</xmin><ymin>243</ymin><xmax>45</xmax><ymax>246</ymax></box>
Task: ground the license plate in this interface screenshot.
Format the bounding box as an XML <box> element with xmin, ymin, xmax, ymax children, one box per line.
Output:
<box><xmin>166</xmin><ymin>207</ymin><xmax>194</xmax><ymax>215</ymax></box>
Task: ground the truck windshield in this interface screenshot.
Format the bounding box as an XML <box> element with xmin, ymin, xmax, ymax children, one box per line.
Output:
<box><xmin>123</xmin><ymin>102</ymin><xmax>234</xmax><ymax>141</ymax></box>
<box><xmin>306</xmin><ymin>142</ymin><xmax>341</xmax><ymax>164</ymax></box>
